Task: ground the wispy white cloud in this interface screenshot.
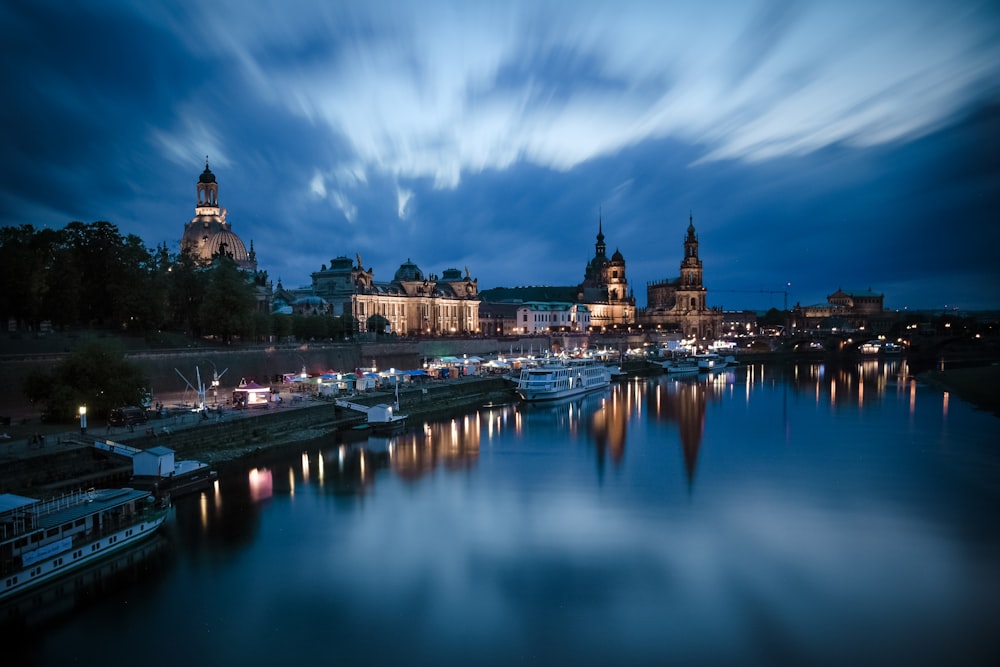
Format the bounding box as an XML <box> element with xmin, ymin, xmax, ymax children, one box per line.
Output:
<box><xmin>151</xmin><ymin>106</ymin><xmax>230</xmax><ymax>170</ymax></box>
<box><xmin>150</xmin><ymin>0</ymin><xmax>1000</xmax><ymax>189</ymax></box>
<box><xmin>396</xmin><ymin>186</ymin><xmax>414</xmax><ymax>219</ymax></box>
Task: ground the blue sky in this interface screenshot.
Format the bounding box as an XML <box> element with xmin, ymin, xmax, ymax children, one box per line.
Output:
<box><xmin>2</xmin><ymin>0</ymin><xmax>998</xmax><ymax>311</ymax></box>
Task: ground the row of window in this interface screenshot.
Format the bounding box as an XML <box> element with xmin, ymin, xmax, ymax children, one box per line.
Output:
<box><xmin>526</xmin><ymin>313</ymin><xmax>581</xmax><ymax>322</ymax></box>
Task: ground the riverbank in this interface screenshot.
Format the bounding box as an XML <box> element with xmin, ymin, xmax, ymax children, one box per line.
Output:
<box><xmin>0</xmin><ymin>376</ymin><xmax>514</xmax><ymax>496</ymax></box>
<box><xmin>920</xmin><ymin>364</ymin><xmax>1000</xmax><ymax>416</ymax></box>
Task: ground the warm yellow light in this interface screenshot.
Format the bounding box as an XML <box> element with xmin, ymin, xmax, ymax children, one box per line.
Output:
<box><xmin>78</xmin><ymin>406</ymin><xmax>87</xmax><ymax>416</ymax></box>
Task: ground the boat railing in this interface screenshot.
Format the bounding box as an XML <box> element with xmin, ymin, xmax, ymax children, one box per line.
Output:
<box><xmin>31</xmin><ymin>488</ymin><xmax>95</xmax><ymax>521</ymax></box>
<box><xmin>69</xmin><ymin>503</ymin><xmax>164</xmax><ymax>547</ymax></box>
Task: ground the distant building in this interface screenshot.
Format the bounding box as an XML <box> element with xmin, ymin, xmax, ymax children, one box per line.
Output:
<box><xmin>275</xmin><ymin>256</ymin><xmax>480</xmax><ymax>335</ymax></box>
<box><xmin>791</xmin><ymin>288</ymin><xmax>892</xmax><ymax>334</ymax></box>
<box><xmin>479</xmin><ymin>301</ymin><xmax>521</xmax><ymax>336</ymax></box>
<box><xmin>479</xmin><ymin>216</ymin><xmax>635</xmax><ymax>332</ymax></box>
<box><xmin>514</xmin><ymin>302</ymin><xmax>592</xmax><ymax>334</ymax></box>
<box><xmin>637</xmin><ymin>215</ymin><xmax>723</xmax><ymax>339</ymax></box>
<box><xmin>826</xmin><ymin>288</ymin><xmax>884</xmax><ymax>315</ymax></box>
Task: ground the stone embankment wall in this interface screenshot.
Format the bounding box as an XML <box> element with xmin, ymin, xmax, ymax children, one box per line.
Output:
<box><xmin>0</xmin><ymin>337</ymin><xmax>535</xmax><ymax>417</ymax></box>
<box><xmin>128</xmin><ymin>376</ymin><xmax>512</xmax><ymax>463</ymax></box>
<box><xmin>0</xmin><ymin>377</ymin><xmax>513</xmax><ymax>496</ymax></box>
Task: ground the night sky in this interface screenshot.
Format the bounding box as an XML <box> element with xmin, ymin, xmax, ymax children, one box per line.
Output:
<box><xmin>2</xmin><ymin>0</ymin><xmax>998</xmax><ymax>312</ymax></box>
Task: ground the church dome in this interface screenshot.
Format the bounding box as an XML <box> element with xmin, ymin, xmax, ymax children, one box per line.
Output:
<box><xmin>394</xmin><ymin>259</ymin><xmax>424</xmax><ymax>282</ymax></box>
<box><xmin>204</xmin><ymin>229</ymin><xmax>249</xmax><ymax>263</ymax></box>
<box><xmin>612</xmin><ymin>248</ymin><xmax>624</xmax><ymax>262</ymax></box>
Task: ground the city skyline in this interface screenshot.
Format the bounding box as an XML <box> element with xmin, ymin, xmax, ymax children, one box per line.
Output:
<box><xmin>2</xmin><ymin>0</ymin><xmax>999</xmax><ymax>312</ymax></box>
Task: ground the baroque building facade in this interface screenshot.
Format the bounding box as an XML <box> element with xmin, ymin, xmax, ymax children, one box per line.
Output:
<box><xmin>637</xmin><ymin>215</ymin><xmax>723</xmax><ymax>339</ymax></box>
<box><xmin>274</xmin><ymin>255</ymin><xmax>480</xmax><ymax>335</ymax></box>
<box><xmin>578</xmin><ymin>218</ymin><xmax>635</xmax><ymax>328</ymax></box>
<box><xmin>790</xmin><ymin>288</ymin><xmax>891</xmax><ymax>333</ymax></box>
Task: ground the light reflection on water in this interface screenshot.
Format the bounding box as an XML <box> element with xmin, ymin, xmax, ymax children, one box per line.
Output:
<box><xmin>7</xmin><ymin>360</ymin><xmax>999</xmax><ymax>666</ymax></box>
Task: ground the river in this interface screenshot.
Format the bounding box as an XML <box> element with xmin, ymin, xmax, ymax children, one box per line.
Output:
<box><xmin>4</xmin><ymin>359</ymin><xmax>999</xmax><ymax>666</ymax></box>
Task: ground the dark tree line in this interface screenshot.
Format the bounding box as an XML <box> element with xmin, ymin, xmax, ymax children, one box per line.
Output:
<box><xmin>0</xmin><ymin>221</ymin><xmax>372</xmax><ymax>345</ymax></box>
<box><xmin>0</xmin><ymin>221</ymin><xmax>262</xmax><ymax>342</ymax></box>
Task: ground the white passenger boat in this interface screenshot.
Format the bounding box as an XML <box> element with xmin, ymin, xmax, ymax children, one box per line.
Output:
<box><xmin>515</xmin><ymin>358</ymin><xmax>611</xmax><ymax>402</ymax></box>
<box><xmin>0</xmin><ymin>487</ymin><xmax>168</xmax><ymax>602</ymax></box>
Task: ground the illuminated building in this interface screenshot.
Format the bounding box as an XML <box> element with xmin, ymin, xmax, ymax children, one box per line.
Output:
<box><xmin>638</xmin><ymin>214</ymin><xmax>724</xmax><ymax>339</ymax></box>
<box><xmin>180</xmin><ymin>159</ymin><xmax>257</xmax><ymax>271</ymax></box>
<box><xmin>273</xmin><ymin>257</ymin><xmax>480</xmax><ymax>335</ymax></box>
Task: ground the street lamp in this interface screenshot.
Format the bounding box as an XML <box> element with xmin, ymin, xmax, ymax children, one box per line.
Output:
<box><xmin>205</xmin><ymin>360</ymin><xmax>220</xmax><ymax>405</ymax></box>
<box><xmin>78</xmin><ymin>405</ymin><xmax>87</xmax><ymax>435</ymax></box>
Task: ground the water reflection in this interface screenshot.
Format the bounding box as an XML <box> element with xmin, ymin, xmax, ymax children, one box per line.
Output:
<box><xmin>770</xmin><ymin>358</ymin><xmax>915</xmax><ymax>411</ymax></box>
<box><xmin>590</xmin><ymin>387</ymin><xmax>628</xmax><ymax>472</ymax></box>
<box><xmin>10</xmin><ymin>359</ymin><xmax>1000</xmax><ymax>667</ymax></box>
<box><xmin>201</xmin><ymin>360</ymin><xmax>937</xmax><ymax>510</ymax></box>
<box><xmin>1</xmin><ymin>533</ymin><xmax>172</xmax><ymax>645</ymax></box>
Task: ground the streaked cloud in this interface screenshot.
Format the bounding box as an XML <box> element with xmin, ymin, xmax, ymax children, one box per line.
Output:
<box><xmin>2</xmin><ymin>0</ymin><xmax>998</xmax><ymax>309</ymax></box>
<box><xmin>141</xmin><ymin>0</ymin><xmax>1000</xmax><ymax>186</ymax></box>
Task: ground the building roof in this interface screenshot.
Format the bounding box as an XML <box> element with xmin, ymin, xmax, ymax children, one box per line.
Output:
<box><xmin>394</xmin><ymin>259</ymin><xmax>424</xmax><ymax>282</ymax></box>
<box><xmin>140</xmin><ymin>446</ymin><xmax>175</xmax><ymax>457</ymax></box>
<box><xmin>199</xmin><ymin>161</ymin><xmax>217</xmax><ymax>183</ymax></box>
<box><xmin>0</xmin><ymin>493</ymin><xmax>39</xmax><ymax>515</ymax></box>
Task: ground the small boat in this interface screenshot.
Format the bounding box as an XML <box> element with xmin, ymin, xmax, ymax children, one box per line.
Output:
<box><xmin>695</xmin><ymin>352</ymin><xmax>730</xmax><ymax>372</ymax></box>
<box><xmin>367</xmin><ymin>403</ymin><xmax>407</xmax><ymax>434</ymax></box>
<box><xmin>660</xmin><ymin>355</ymin><xmax>700</xmax><ymax>375</ymax></box>
<box><xmin>605</xmin><ymin>365</ymin><xmax>628</xmax><ymax>381</ymax></box>
<box><xmin>0</xmin><ymin>487</ymin><xmax>169</xmax><ymax>602</ymax></box>
<box><xmin>336</xmin><ymin>380</ymin><xmax>408</xmax><ymax>434</ymax></box>
<box><xmin>515</xmin><ymin>357</ymin><xmax>611</xmax><ymax>402</ymax></box>
<box><xmin>128</xmin><ymin>445</ymin><xmax>217</xmax><ymax>498</ymax></box>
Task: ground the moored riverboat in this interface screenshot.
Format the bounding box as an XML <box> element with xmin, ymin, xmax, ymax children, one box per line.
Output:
<box><xmin>0</xmin><ymin>487</ymin><xmax>168</xmax><ymax>602</ymax></box>
<box><xmin>660</xmin><ymin>355</ymin><xmax>701</xmax><ymax>375</ymax></box>
<box><xmin>515</xmin><ymin>358</ymin><xmax>611</xmax><ymax>402</ymax></box>
<box><xmin>696</xmin><ymin>352</ymin><xmax>735</xmax><ymax>372</ymax></box>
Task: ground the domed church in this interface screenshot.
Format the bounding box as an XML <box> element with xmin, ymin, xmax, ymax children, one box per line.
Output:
<box><xmin>180</xmin><ymin>159</ymin><xmax>257</xmax><ymax>271</ymax></box>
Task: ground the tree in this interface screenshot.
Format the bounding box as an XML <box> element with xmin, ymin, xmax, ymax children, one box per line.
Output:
<box><xmin>109</xmin><ymin>234</ymin><xmax>163</xmax><ymax>333</ymax></box>
<box><xmin>272</xmin><ymin>313</ymin><xmax>292</xmax><ymax>341</ymax></box>
<box><xmin>292</xmin><ymin>314</ymin><xmax>327</xmax><ymax>340</ymax></box>
<box><xmin>0</xmin><ymin>225</ymin><xmax>61</xmax><ymax>330</ymax></box>
<box><xmin>367</xmin><ymin>314</ymin><xmax>390</xmax><ymax>336</ymax></box>
<box><xmin>198</xmin><ymin>257</ymin><xmax>256</xmax><ymax>343</ymax></box>
<box><xmin>22</xmin><ymin>340</ymin><xmax>148</xmax><ymax>422</ymax></box>
<box><xmin>251</xmin><ymin>310</ymin><xmax>273</xmax><ymax>343</ymax></box>
<box><xmin>166</xmin><ymin>247</ymin><xmax>206</xmax><ymax>335</ymax></box>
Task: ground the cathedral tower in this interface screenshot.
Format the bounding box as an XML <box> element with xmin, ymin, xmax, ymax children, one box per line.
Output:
<box><xmin>677</xmin><ymin>214</ymin><xmax>705</xmax><ymax>307</ymax></box>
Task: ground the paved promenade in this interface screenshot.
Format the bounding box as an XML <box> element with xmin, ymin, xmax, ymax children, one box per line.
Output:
<box><xmin>0</xmin><ymin>391</ymin><xmax>328</xmax><ymax>464</ymax></box>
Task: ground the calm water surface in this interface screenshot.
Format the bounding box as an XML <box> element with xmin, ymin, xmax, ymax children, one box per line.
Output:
<box><xmin>6</xmin><ymin>360</ymin><xmax>999</xmax><ymax>666</ymax></box>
